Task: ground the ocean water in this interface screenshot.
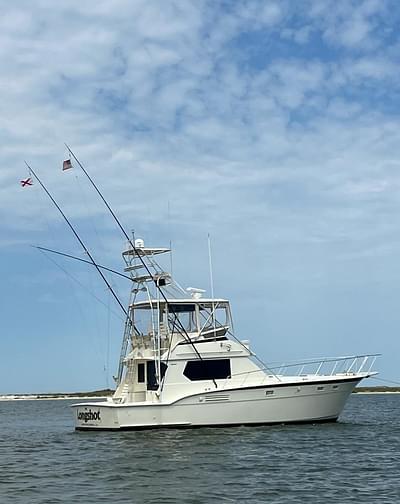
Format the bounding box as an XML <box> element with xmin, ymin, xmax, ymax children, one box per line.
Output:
<box><xmin>0</xmin><ymin>394</ymin><xmax>399</xmax><ymax>503</ymax></box>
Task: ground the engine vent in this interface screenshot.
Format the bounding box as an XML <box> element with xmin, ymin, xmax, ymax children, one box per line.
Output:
<box><xmin>204</xmin><ymin>394</ymin><xmax>230</xmax><ymax>403</ymax></box>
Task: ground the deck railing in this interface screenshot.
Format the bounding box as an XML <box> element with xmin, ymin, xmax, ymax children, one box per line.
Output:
<box><xmin>221</xmin><ymin>353</ymin><xmax>380</xmax><ymax>389</ymax></box>
<box><xmin>269</xmin><ymin>353</ymin><xmax>379</xmax><ymax>378</ymax></box>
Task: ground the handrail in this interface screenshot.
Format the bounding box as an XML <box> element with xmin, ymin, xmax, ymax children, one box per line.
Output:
<box><xmin>220</xmin><ymin>353</ymin><xmax>380</xmax><ymax>389</ymax></box>
<box><xmin>265</xmin><ymin>353</ymin><xmax>381</xmax><ymax>370</ymax></box>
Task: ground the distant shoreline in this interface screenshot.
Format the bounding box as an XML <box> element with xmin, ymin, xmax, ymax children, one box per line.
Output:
<box><xmin>1</xmin><ymin>387</ymin><xmax>399</xmax><ymax>401</ymax></box>
<box><xmin>0</xmin><ymin>396</ymin><xmax>109</xmax><ymax>402</ymax></box>
<box><xmin>353</xmin><ymin>386</ymin><xmax>400</xmax><ymax>394</ymax></box>
<box><xmin>0</xmin><ymin>389</ymin><xmax>114</xmax><ymax>402</ymax></box>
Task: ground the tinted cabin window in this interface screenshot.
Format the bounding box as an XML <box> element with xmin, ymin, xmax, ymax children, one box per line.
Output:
<box><xmin>160</xmin><ymin>362</ymin><xmax>168</xmax><ymax>380</ymax></box>
<box><xmin>147</xmin><ymin>361</ymin><xmax>168</xmax><ymax>391</ymax></box>
<box><xmin>137</xmin><ymin>363</ymin><xmax>145</xmax><ymax>383</ymax></box>
<box><xmin>169</xmin><ymin>304</ymin><xmax>195</xmax><ymax>313</ymax></box>
<box><xmin>147</xmin><ymin>361</ymin><xmax>157</xmax><ymax>390</ymax></box>
<box><xmin>183</xmin><ymin>359</ymin><xmax>231</xmax><ymax>381</ymax></box>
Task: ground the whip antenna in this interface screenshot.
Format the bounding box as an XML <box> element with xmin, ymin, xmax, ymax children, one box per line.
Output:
<box><xmin>208</xmin><ymin>233</ymin><xmax>217</xmax><ymax>338</ymax></box>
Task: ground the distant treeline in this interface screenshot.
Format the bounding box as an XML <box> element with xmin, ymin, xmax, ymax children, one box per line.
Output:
<box><xmin>37</xmin><ymin>389</ymin><xmax>115</xmax><ymax>398</ymax></box>
<box><xmin>2</xmin><ymin>389</ymin><xmax>115</xmax><ymax>399</ymax></box>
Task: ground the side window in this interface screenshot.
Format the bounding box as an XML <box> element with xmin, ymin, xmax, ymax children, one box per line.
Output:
<box><xmin>147</xmin><ymin>361</ymin><xmax>157</xmax><ymax>390</ymax></box>
<box><xmin>146</xmin><ymin>361</ymin><xmax>169</xmax><ymax>390</ymax></box>
<box><xmin>137</xmin><ymin>363</ymin><xmax>145</xmax><ymax>383</ymax></box>
<box><xmin>160</xmin><ymin>362</ymin><xmax>168</xmax><ymax>380</ymax></box>
<box><xmin>183</xmin><ymin>359</ymin><xmax>231</xmax><ymax>381</ymax></box>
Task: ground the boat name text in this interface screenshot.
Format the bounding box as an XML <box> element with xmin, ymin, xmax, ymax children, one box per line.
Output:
<box><xmin>77</xmin><ymin>409</ymin><xmax>101</xmax><ymax>423</ymax></box>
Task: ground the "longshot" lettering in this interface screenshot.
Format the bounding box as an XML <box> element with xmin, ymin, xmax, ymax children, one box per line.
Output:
<box><xmin>77</xmin><ymin>409</ymin><xmax>101</xmax><ymax>423</ymax></box>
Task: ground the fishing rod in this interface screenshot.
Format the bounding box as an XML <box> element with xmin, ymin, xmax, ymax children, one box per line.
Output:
<box><xmin>34</xmin><ymin>245</ymin><xmax>133</xmax><ymax>281</ymax></box>
<box><xmin>25</xmin><ymin>162</ymin><xmax>133</xmax><ymax>325</ymax></box>
<box><xmin>65</xmin><ymin>145</ymin><xmax>214</xmax><ymax>383</ymax></box>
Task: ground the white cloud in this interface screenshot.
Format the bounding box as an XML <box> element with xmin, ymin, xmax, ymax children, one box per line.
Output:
<box><xmin>307</xmin><ymin>0</ymin><xmax>390</xmax><ymax>50</ymax></box>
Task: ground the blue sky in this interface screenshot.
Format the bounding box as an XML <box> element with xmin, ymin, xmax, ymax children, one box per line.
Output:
<box><xmin>1</xmin><ymin>0</ymin><xmax>400</xmax><ymax>393</ymax></box>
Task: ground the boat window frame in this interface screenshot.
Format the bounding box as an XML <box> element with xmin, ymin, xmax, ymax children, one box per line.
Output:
<box><xmin>183</xmin><ymin>359</ymin><xmax>231</xmax><ymax>381</ymax></box>
<box><xmin>137</xmin><ymin>363</ymin><xmax>145</xmax><ymax>383</ymax></box>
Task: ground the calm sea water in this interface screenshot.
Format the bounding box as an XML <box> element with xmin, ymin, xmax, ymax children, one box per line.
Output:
<box><xmin>0</xmin><ymin>394</ymin><xmax>399</xmax><ymax>503</ymax></box>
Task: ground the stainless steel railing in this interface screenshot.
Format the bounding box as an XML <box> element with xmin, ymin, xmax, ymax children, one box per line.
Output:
<box><xmin>221</xmin><ymin>353</ymin><xmax>380</xmax><ymax>389</ymax></box>
<box><xmin>268</xmin><ymin>353</ymin><xmax>379</xmax><ymax>378</ymax></box>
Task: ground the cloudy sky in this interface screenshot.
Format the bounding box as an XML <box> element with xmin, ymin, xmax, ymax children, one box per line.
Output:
<box><xmin>1</xmin><ymin>0</ymin><xmax>399</xmax><ymax>393</ymax></box>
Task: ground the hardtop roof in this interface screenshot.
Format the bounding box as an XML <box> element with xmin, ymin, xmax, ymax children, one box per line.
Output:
<box><xmin>131</xmin><ymin>298</ymin><xmax>229</xmax><ymax>309</ymax></box>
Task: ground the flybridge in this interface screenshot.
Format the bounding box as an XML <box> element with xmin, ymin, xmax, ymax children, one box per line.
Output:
<box><xmin>117</xmin><ymin>234</ymin><xmax>234</xmax><ymax>388</ymax></box>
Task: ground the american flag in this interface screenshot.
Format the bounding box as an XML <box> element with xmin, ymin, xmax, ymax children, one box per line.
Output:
<box><xmin>62</xmin><ymin>159</ymin><xmax>72</xmax><ymax>171</ymax></box>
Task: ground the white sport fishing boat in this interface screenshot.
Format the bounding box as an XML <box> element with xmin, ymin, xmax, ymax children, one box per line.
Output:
<box><xmin>72</xmin><ymin>238</ymin><xmax>378</xmax><ymax>430</ymax></box>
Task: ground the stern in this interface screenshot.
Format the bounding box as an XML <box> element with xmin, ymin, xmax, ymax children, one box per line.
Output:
<box><xmin>72</xmin><ymin>402</ymin><xmax>120</xmax><ymax>430</ymax></box>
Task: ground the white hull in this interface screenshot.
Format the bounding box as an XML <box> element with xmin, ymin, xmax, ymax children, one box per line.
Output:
<box><xmin>72</xmin><ymin>376</ymin><xmax>361</xmax><ymax>430</ymax></box>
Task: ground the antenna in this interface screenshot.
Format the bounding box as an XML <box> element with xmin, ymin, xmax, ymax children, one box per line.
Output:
<box><xmin>208</xmin><ymin>233</ymin><xmax>215</xmax><ymax>300</ymax></box>
<box><xmin>208</xmin><ymin>233</ymin><xmax>217</xmax><ymax>338</ymax></box>
<box><xmin>167</xmin><ymin>200</ymin><xmax>173</xmax><ymax>277</ymax></box>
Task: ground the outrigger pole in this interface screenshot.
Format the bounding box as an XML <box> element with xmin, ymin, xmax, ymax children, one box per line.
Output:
<box><xmin>25</xmin><ymin>162</ymin><xmax>132</xmax><ymax>322</ymax></box>
<box><xmin>64</xmin><ymin>145</ymin><xmax>214</xmax><ymax>384</ymax></box>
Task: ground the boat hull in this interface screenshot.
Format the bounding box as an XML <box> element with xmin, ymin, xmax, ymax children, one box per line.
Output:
<box><xmin>72</xmin><ymin>376</ymin><xmax>361</xmax><ymax>430</ymax></box>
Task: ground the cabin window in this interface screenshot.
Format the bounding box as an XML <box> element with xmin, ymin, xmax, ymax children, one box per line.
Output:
<box><xmin>183</xmin><ymin>359</ymin><xmax>231</xmax><ymax>381</ymax></box>
<box><xmin>198</xmin><ymin>303</ymin><xmax>230</xmax><ymax>336</ymax></box>
<box><xmin>169</xmin><ymin>304</ymin><xmax>195</xmax><ymax>313</ymax></box>
<box><xmin>168</xmin><ymin>304</ymin><xmax>197</xmax><ymax>333</ymax></box>
<box><xmin>146</xmin><ymin>361</ymin><xmax>168</xmax><ymax>391</ymax></box>
<box><xmin>137</xmin><ymin>363</ymin><xmax>145</xmax><ymax>383</ymax></box>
